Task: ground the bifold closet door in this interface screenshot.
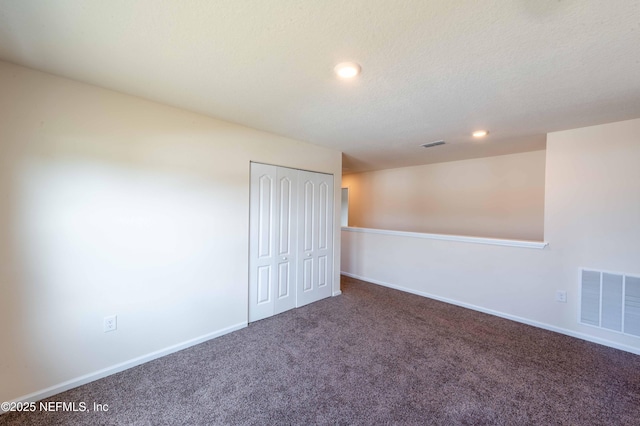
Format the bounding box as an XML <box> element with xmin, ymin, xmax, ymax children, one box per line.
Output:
<box><xmin>297</xmin><ymin>170</ymin><xmax>334</xmax><ymax>307</ymax></box>
<box><xmin>249</xmin><ymin>163</ymin><xmax>333</xmax><ymax>322</ymax></box>
<box><xmin>249</xmin><ymin>163</ymin><xmax>297</xmax><ymax>322</ymax></box>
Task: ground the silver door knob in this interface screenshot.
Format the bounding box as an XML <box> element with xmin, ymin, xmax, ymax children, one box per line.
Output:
<box><xmin>282</xmin><ymin>257</ymin><xmax>287</xmax><ymax>261</ymax></box>
<box><xmin>306</xmin><ymin>253</ymin><xmax>312</xmax><ymax>257</ymax></box>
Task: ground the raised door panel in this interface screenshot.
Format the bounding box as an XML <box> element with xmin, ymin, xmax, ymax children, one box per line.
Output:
<box><xmin>257</xmin><ymin>175</ymin><xmax>273</xmax><ymax>259</ymax></box>
<box><xmin>256</xmin><ymin>265</ymin><xmax>272</xmax><ymax>304</ymax></box>
<box><xmin>318</xmin><ymin>255</ymin><xmax>328</xmax><ymax>288</ymax></box>
<box><xmin>302</xmin><ymin>179</ymin><xmax>315</xmax><ymax>252</ymax></box>
<box><xmin>318</xmin><ymin>181</ymin><xmax>329</xmax><ymax>251</ymax></box>
<box><xmin>302</xmin><ymin>257</ymin><xmax>313</xmax><ymax>291</ymax></box>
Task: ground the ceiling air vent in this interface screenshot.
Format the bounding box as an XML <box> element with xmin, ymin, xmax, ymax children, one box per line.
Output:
<box><xmin>420</xmin><ymin>140</ymin><xmax>446</xmax><ymax>148</ymax></box>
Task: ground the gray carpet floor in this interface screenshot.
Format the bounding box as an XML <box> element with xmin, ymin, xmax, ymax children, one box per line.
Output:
<box><xmin>3</xmin><ymin>275</ymin><xmax>640</xmax><ymax>425</ymax></box>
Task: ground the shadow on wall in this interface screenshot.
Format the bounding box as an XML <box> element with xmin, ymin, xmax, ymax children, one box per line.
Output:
<box><xmin>7</xmin><ymin>156</ymin><xmax>240</xmax><ymax>396</ymax></box>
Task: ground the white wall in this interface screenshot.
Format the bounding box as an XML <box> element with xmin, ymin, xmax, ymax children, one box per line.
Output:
<box><xmin>342</xmin><ymin>118</ymin><xmax>640</xmax><ymax>354</ymax></box>
<box><xmin>0</xmin><ymin>60</ymin><xmax>342</xmax><ymax>403</ymax></box>
<box><xmin>342</xmin><ymin>150</ymin><xmax>546</xmax><ymax>240</ymax></box>
<box><xmin>544</xmin><ymin>120</ymin><xmax>640</xmax><ymax>285</ymax></box>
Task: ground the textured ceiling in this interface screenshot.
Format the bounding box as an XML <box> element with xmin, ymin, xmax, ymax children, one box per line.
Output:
<box><xmin>1</xmin><ymin>1</ymin><xmax>639</xmax><ymax>173</ymax></box>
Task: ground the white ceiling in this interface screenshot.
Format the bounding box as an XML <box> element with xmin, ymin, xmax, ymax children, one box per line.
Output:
<box><xmin>1</xmin><ymin>1</ymin><xmax>639</xmax><ymax>173</ymax></box>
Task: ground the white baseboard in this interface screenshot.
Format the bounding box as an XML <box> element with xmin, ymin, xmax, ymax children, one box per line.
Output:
<box><xmin>341</xmin><ymin>271</ymin><xmax>640</xmax><ymax>356</ymax></box>
<box><xmin>2</xmin><ymin>322</ymin><xmax>247</xmax><ymax>413</ymax></box>
<box><xmin>332</xmin><ymin>290</ymin><xmax>342</xmax><ymax>296</ymax></box>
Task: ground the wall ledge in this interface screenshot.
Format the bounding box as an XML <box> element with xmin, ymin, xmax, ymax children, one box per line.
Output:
<box><xmin>342</xmin><ymin>226</ymin><xmax>548</xmax><ymax>249</ymax></box>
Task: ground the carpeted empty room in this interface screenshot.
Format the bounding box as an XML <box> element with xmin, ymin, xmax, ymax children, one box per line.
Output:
<box><xmin>4</xmin><ymin>3</ymin><xmax>640</xmax><ymax>424</ymax></box>
<box><xmin>3</xmin><ymin>276</ymin><xmax>639</xmax><ymax>425</ymax></box>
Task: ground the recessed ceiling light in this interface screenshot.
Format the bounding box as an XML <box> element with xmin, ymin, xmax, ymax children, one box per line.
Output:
<box><xmin>334</xmin><ymin>62</ymin><xmax>361</xmax><ymax>79</ymax></box>
<box><xmin>472</xmin><ymin>130</ymin><xmax>489</xmax><ymax>138</ymax></box>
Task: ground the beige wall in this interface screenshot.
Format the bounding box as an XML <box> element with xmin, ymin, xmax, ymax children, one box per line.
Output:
<box><xmin>342</xmin><ymin>118</ymin><xmax>640</xmax><ymax>354</ymax></box>
<box><xmin>342</xmin><ymin>150</ymin><xmax>546</xmax><ymax>240</ymax></box>
<box><xmin>544</xmin><ymin>118</ymin><xmax>640</xmax><ymax>298</ymax></box>
<box><xmin>0</xmin><ymin>61</ymin><xmax>342</xmax><ymax>403</ymax></box>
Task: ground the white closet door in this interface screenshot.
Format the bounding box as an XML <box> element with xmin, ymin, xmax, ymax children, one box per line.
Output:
<box><xmin>250</xmin><ymin>163</ymin><xmax>333</xmax><ymax>322</ymax></box>
<box><xmin>273</xmin><ymin>166</ymin><xmax>297</xmax><ymax>315</ymax></box>
<box><xmin>249</xmin><ymin>163</ymin><xmax>277</xmax><ymax>322</ymax></box>
<box><xmin>249</xmin><ymin>163</ymin><xmax>298</xmax><ymax>321</ymax></box>
<box><xmin>297</xmin><ymin>170</ymin><xmax>333</xmax><ymax>307</ymax></box>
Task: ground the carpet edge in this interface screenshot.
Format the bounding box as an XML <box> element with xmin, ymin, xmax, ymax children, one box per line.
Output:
<box><xmin>1</xmin><ymin>321</ymin><xmax>248</xmax><ymax>414</ymax></box>
<box><xmin>340</xmin><ymin>272</ymin><xmax>640</xmax><ymax>356</ymax></box>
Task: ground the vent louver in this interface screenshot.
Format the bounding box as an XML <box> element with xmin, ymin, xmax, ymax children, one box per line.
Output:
<box><xmin>580</xmin><ymin>269</ymin><xmax>640</xmax><ymax>337</ymax></box>
<box><xmin>420</xmin><ymin>140</ymin><xmax>446</xmax><ymax>148</ymax></box>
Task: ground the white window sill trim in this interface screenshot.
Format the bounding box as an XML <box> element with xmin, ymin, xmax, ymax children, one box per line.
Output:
<box><xmin>341</xmin><ymin>226</ymin><xmax>548</xmax><ymax>250</ymax></box>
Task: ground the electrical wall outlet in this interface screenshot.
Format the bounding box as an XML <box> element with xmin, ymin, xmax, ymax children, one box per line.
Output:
<box><xmin>556</xmin><ymin>290</ymin><xmax>567</xmax><ymax>303</ymax></box>
<box><xmin>104</xmin><ymin>315</ymin><xmax>117</xmax><ymax>332</ymax></box>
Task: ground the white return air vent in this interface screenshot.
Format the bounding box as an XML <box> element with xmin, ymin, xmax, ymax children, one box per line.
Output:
<box><xmin>580</xmin><ymin>269</ymin><xmax>640</xmax><ymax>337</ymax></box>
